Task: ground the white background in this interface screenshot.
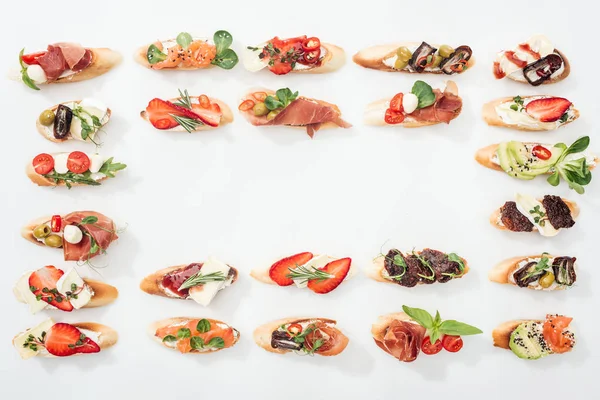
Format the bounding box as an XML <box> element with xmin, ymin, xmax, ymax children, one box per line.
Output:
<box><xmin>0</xmin><ymin>1</ymin><xmax>598</xmax><ymax>399</ymax></box>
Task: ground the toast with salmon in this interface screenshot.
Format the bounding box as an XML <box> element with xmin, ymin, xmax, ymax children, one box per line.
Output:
<box><xmin>36</xmin><ymin>99</ymin><xmax>111</xmax><ymax>143</ymax></box>
<box><xmin>489</xmin><ymin>253</ymin><xmax>576</xmax><ymax>291</ymax></box>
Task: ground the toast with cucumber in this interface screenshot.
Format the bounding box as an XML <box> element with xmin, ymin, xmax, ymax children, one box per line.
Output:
<box><xmin>489</xmin><ymin>253</ymin><xmax>576</xmax><ymax>291</ymax></box>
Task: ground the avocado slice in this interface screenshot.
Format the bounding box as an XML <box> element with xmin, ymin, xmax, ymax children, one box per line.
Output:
<box><xmin>497</xmin><ymin>142</ymin><xmax>536</xmax><ymax>180</ymax></box>
<box><xmin>508</xmin><ymin>142</ymin><xmax>563</xmax><ymax>173</ymax></box>
<box><xmin>509</xmin><ymin>322</ymin><xmax>550</xmax><ymax>360</ymax></box>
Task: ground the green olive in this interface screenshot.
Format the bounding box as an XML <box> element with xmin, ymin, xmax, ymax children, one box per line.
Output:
<box><xmin>33</xmin><ymin>224</ymin><xmax>51</xmax><ymax>239</ymax></box>
<box><xmin>253</xmin><ymin>102</ymin><xmax>269</xmax><ymax>117</ymax></box>
<box><xmin>394</xmin><ymin>58</ymin><xmax>409</xmax><ymax>70</ymax></box>
<box><xmin>44</xmin><ymin>234</ymin><xmax>63</xmax><ymax>248</ymax></box>
<box><xmin>267</xmin><ymin>110</ymin><xmax>281</xmax><ymax>121</ymax></box>
<box><xmin>438</xmin><ymin>45</ymin><xmax>455</xmax><ymax>59</ymax></box>
<box><xmin>38</xmin><ymin>110</ymin><xmax>55</xmax><ymax>126</ymax></box>
<box><xmin>539</xmin><ymin>271</ymin><xmax>555</xmax><ymax>288</ymax></box>
<box><xmin>430</xmin><ymin>55</ymin><xmax>443</xmax><ymax>68</ymax></box>
<box><xmin>396</xmin><ymin>46</ymin><xmax>412</xmax><ymax>62</ymax></box>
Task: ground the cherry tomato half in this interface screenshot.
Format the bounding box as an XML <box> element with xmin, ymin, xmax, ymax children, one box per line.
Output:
<box><xmin>21</xmin><ymin>51</ymin><xmax>47</xmax><ymax>65</ymax></box>
<box><xmin>532</xmin><ymin>145</ymin><xmax>552</xmax><ymax>161</ymax></box>
<box><xmin>51</xmin><ymin>215</ymin><xmax>62</xmax><ymax>233</ymax></box>
<box><xmin>442</xmin><ymin>335</ymin><xmax>463</xmax><ymax>353</ymax></box>
<box><xmin>421</xmin><ymin>336</ymin><xmax>443</xmax><ymax>355</ymax></box>
<box><xmin>238</xmin><ymin>99</ymin><xmax>255</xmax><ymax>111</ymax></box>
<box><xmin>384</xmin><ymin>109</ymin><xmax>405</xmax><ymax>125</ymax></box>
<box><xmin>32</xmin><ymin>153</ymin><xmax>55</xmax><ymax>175</ymax></box>
<box><xmin>302</xmin><ymin>37</ymin><xmax>321</xmax><ymax>52</ymax></box>
<box><xmin>198</xmin><ymin>95</ymin><xmax>211</xmax><ymax>109</ymax></box>
<box><xmin>67</xmin><ymin>151</ymin><xmax>91</xmax><ymax>174</ymax></box>
<box><xmin>287</xmin><ymin>323</ymin><xmax>303</xmax><ymax>336</ymax></box>
<box><xmin>389</xmin><ymin>93</ymin><xmax>404</xmax><ymax>113</ymax></box>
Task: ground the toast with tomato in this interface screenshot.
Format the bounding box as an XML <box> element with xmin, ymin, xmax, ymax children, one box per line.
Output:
<box><xmin>253</xmin><ymin>317</ymin><xmax>349</xmax><ymax>356</ymax></box>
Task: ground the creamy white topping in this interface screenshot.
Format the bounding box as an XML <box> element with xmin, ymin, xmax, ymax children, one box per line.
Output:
<box><xmin>496</xmin><ymin>35</ymin><xmax>563</xmax><ymax>81</ymax></box>
<box><xmin>495</xmin><ymin>96</ymin><xmax>575</xmax><ymax>129</ymax></box>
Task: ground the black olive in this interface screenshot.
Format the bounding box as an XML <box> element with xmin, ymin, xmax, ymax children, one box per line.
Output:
<box><xmin>53</xmin><ymin>104</ymin><xmax>73</xmax><ymax>139</ymax></box>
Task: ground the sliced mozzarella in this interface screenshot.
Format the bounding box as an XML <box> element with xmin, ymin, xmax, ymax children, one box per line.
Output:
<box><xmin>13</xmin><ymin>271</ymin><xmax>48</xmax><ymax>314</ymax></box>
<box><xmin>56</xmin><ymin>268</ymin><xmax>93</xmax><ymax>309</ymax></box>
<box><xmin>515</xmin><ymin>193</ymin><xmax>559</xmax><ymax>237</ymax></box>
<box><xmin>13</xmin><ymin>318</ymin><xmax>55</xmax><ymax>359</ymax></box>
<box><xmin>70</xmin><ymin>99</ymin><xmax>107</xmax><ymax>142</ymax></box>
<box><xmin>63</xmin><ymin>225</ymin><xmax>83</xmax><ymax>244</ymax></box>
<box><xmin>27</xmin><ymin>65</ymin><xmax>47</xmax><ymax>84</ymax></box>
<box><xmin>402</xmin><ymin>93</ymin><xmax>419</xmax><ymax>114</ymax></box>
<box><xmin>90</xmin><ymin>172</ymin><xmax>106</xmax><ymax>181</ymax></box>
<box><xmin>243</xmin><ymin>43</ymin><xmax>269</xmax><ymax>72</ymax></box>
<box><xmin>89</xmin><ymin>153</ymin><xmax>105</xmax><ymax>173</ymax></box>
<box><xmin>188</xmin><ymin>257</ymin><xmax>232</xmax><ymax>306</ymax></box>
<box><xmin>53</xmin><ymin>153</ymin><xmax>69</xmax><ymax>174</ymax></box>
<box><xmin>291</xmin><ymin>254</ymin><xmax>336</xmax><ymax>288</ymax></box>
<box><xmin>527</xmin><ymin>35</ymin><xmax>554</xmax><ymax>56</ymax></box>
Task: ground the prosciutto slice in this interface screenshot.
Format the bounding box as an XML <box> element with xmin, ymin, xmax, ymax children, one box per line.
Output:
<box><xmin>36</xmin><ymin>45</ymin><xmax>68</xmax><ymax>80</ymax></box>
<box><xmin>55</xmin><ymin>43</ymin><xmax>87</xmax><ymax>69</ymax></box>
<box><xmin>409</xmin><ymin>86</ymin><xmax>463</xmax><ymax>124</ymax></box>
<box><xmin>62</xmin><ymin>211</ymin><xmax>117</xmax><ymax>262</ymax></box>
<box><xmin>373</xmin><ymin>320</ymin><xmax>425</xmax><ymax>362</ymax></box>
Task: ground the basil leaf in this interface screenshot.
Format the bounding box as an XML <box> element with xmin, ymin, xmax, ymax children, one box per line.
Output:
<box><xmin>211</xmin><ymin>48</ymin><xmax>238</xmax><ymax>70</ymax></box>
<box><xmin>207</xmin><ymin>337</ymin><xmax>225</xmax><ymax>349</ymax></box>
<box><xmin>438</xmin><ymin>320</ymin><xmax>483</xmax><ymax>336</ymax></box>
<box><xmin>402</xmin><ymin>305</ymin><xmax>434</xmax><ymax>329</ymax></box>
<box><xmin>264</xmin><ymin>95</ymin><xmax>284</xmax><ymax>111</ymax></box>
<box><xmin>162</xmin><ymin>335</ymin><xmax>177</xmax><ymax>343</ymax></box>
<box><xmin>81</xmin><ymin>216</ymin><xmax>98</xmax><ymax>225</ymax></box>
<box><xmin>176</xmin><ymin>32</ymin><xmax>193</xmax><ymax>49</ymax></box>
<box><xmin>434</xmin><ymin>311</ymin><xmax>442</xmax><ymax>326</ymax></box>
<box><xmin>196</xmin><ymin>319</ymin><xmax>211</xmax><ymax>333</ymax></box>
<box><xmin>411</xmin><ymin>80</ymin><xmax>436</xmax><ymax>109</ymax></box>
<box><xmin>177</xmin><ymin>328</ymin><xmax>191</xmax><ymax>339</ymax></box>
<box><xmin>146</xmin><ymin>44</ymin><xmax>167</xmax><ymax>65</ymax></box>
<box><xmin>190</xmin><ymin>336</ymin><xmax>205</xmax><ymax>350</ymax></box>
<box><xmin>447</xmin><ymin>253</ymin><xmax>465</xmax><ymax>271</ymax></box>
<box><xmin>565</xmin><ymin>136</ymin><xmax>590</xmax><ymax>155</ymax></box>
<box><xmin>429</xmin><ymin>329</ymin><xmax>441</xmax><ymax>344</ymax></box>
<box><xmin>19</xmin><ymin>49</ymin><xmax>40</xmax><ymax>91</ymax></box>
<box><xmin>547</xmin><ymin>172</ymin><xmax>560</xmax><ymax>186</ymax></box>
<box><xmin>213</xmin><ymin>30</ymin><xmax>233</xmax><ymax>55</ymax></box>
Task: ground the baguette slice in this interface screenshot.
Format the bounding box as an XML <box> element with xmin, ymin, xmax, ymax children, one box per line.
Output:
<box><xmin>250</xmin><ymin>254</ymin><xmax>357</xmax><ymax>285</ymax></box>
<box><xmin>505</xmin><ymin>49</ymin><xmax>570</xmax><ymax>85</ymax></box>
<box><xmin>353</xmin><ymin>42</ymin><xmax>475</xmax><ymax>73</ymax></box>
<box><xmin>490</xmin><ymin>199</ymin><xmax>579</xmax><ymax>231</ymax></box>
<box><xmin>45</xmin><ymin>48</ymin><xmax>121</xmax><ymax>85</ymax></box>
<box><xmin>244</xmin><ymin>43</ymin><xmax>345</xmax><ymax>74</ymax></box>
<box><xmin>26</xmin><ymin>153</ymin><xmax>122</xmax><ymax>187</ymax></box>
<box><xmin>492</xmin><ymin>319</ymin><xmax>537</xmax><ymax>349</ymax></box>
<box><xmin>14</xmin><ymin>278</ymin><xmax>118</xmax><ymax>308</ymax></box>
<box><xmin>135</xmin><ymin>40</ymin><xmax>218</xmax><ymax>70</ymax></box>
<box><xmin>148</xmin><ymin>317</ymin><xmax>240</xmax><ymax>353</ymax></box>
<box><xmin>488</xmin><ymin>254</ymin><xmax>573</xmax><ymax>291</ymax></box>
<box><xmin>36</xmin><ymin>101</ymin><xmax>111</xmax><ymax>142</ymax></box>
<box><xmin>482</xmin><ymin>96</ymin><xmax>579</xmax><ymax>131</ymax></box>
<box><xmin>368</xmin><ymin>253</ymin><xmax>469</xmax><ymax>284</ymax></box>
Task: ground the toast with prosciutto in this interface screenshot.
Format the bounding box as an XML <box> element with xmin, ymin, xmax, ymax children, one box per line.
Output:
<box><xmin>483</xmin><ymin>95</ymin><xmax>579</xmax><ymax>131</ymax></box>
<box><xmin>369</xmin><ymin>248</ymin><xmax>469</xmax><ymax>287</ymax></box>
<box><xmin>493</xmin><ymin>35</ymin><xmax>570</xmax><ymax>86</ymax></box>
<box><xmin>238</xmin><ymin>88</ymin><xmax>352</xmax><ymax>138</ymax></box>
<box><xmin>491</xmin><ymin>194</ymin><xmax>578</xmax><ymax>236</ymax></box>
<box><xmin>354</xmin><ymin>41</ymin><xmax>474</xmax><ymax>74</ymax></box>
<box><xmin>140</xmin><ymin>257</ymin><xmax>238</xmax><ymax>307</ymax></box>
<box><xmin>13</xmin><ymin>318</ymin><xmax>117</xmax><ymax>359</ymax></box>
<box><xmin>141</xmin><ymin>89</ymin><xmax>233</xmax><ymax>133</ymax></box>
<box><xmin>493</xmin><ymin>315</ymin><xmax>575</xmax><ymax>360</ymax></box>
<box><xmin>250</xmin><ymin>252</ymin><xmax>354</xmax><ymax>294</ymax></box>
<box><xmin>22</xmin><ymin>211</ymin><xmax>119</xmax><ymax>262</ymax></box>
<box><xmin>364</xmin><ymin>81</ymin><xmax>462</xmax><ymax>127</ymax></box>
<box><xmin>372</xmin><ymin>306</ymin><xmax>482</xmax><ymax>362</ymax></box>
<box><xmin>18</xmin><ymin>43</ymin><xmax>121</xmax><ymax>90</ymax></box>
<box><xmin>150</xmin><ymin>317</ymin><xmax>240</xmax><ymax>354</ymax></box>
<box><xmin>254</xmin><ymin>317</ymin><xmax>349</xmax><ymax>356</ymax></box>
<box><xmin>489</xmin><ymin>253</ymin><xmax>577</xmax><ymax>291</ymax></box>
<box><xmin>14</xmin><ymin>265</ymin><xmax>118</xmax><ymax>314</ymax></box>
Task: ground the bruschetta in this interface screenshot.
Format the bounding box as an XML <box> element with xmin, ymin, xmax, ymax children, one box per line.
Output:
<box><xmin>493</xmin><ymin>35</ymin><xmax>570</xmax><ymax>86</ymax></box>
<box><xmin>489</xmin><ymin>253</ymin><xmax>576</xmax><ymax>291</ymax></box>
<box><xmin>372</xmin><ymin>306</ymin><xmax>482</xmax><ymax>362</ymax></box>
<box><xmin>140</xmin><ymin>258</ymin><xmax>238</xmax><ymax>307</ymax></box>
<box><xmin>491</xmin><ymin>194</ymin><xmax>578</xmax><ymax>236</ymax></box>
<box><xmin>364</xmin><ymin>81</ymin><xmax>462</xmax><ymax>127</ymax></box>
<box><xmin>253</xmin><ymin>317</ymin><xmax>349</xmax><ymax>356</ymax></box>
<box><xmin>369</xmin><ymin>248</ymin><xmax>469</xmax><ymax>287</ymax></box>
<box><xmin>28</xmin><ymin>152</ymin><xmax>126</xmax><ymax>188</ymax></box>
<box><xmin>149</xmin><ymin>317</ymin><xmax>240</xmax><ymax>354</ymax></box>
<box><xmin>475</xmin><ymin>136</ymin><xmax>596</xmax><ymax>194</ymax></box>
<box><xmin>250</xmin><ymin>252</ymin><xmax>354</xmax><ymax>294</ymax></box>
<box><xmin>18</xmin><ymin>43</ymin><xmax>121</xmax><ymax>90</ymax></box>
<box><xmin>243</xmin><ymin>36</ymin><xmax>345</xmax><ymax>75</ymax></box>
<box><xmin>141</xmin><ymin>89</ymin><xmax>233</xmax><ymax>133</ymax></box>
<box><xmin>482</xmin><ymin>95</ymin><xmax>579</xmax><ymax>131</ymax></box>
<box><xmin>13</xmin><ymin>318</ymin><xmax>117</xmax><ymax>359</ymax></box>
<box><xmin>135</xmin><ymin>31</ymin><xmax>238</xmax><ymax>70</ymax></box>
<box><xmin>353</xmin><ymin>41</ymin><xmax>474</xmax><ymax>74</ymax></box>
<box><xmin>22</xmin><ymin>211</ymin><xmax>119</xmax><ymax>262</ymax></box>
<box><xmin>238</xmin><ymin>88</ymin><xmax>352</xmax><ymax>138</ymax></box>
<box><xmin>493</xmin><ymin>315</ymin><xmax>575</xmax><ymax>360</ymax></box>
<box><xmin>14</xmin><ymin>265</ymin><xmax>118</xmax><ymax>314</ymax></box>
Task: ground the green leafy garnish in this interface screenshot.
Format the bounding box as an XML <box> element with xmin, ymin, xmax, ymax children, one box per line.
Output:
<box><xmin>411</xmin><ymin>80</ymin><xmax>435</xmax><ymax>109</ymax></box>
<box><xmin>559</xmin><ymin>113</ymin><xmax>569</xmax><ymax>123</ymax></box>
<box><xmin>196</xmin><ymin>319</ymin><xmax>211</xmax><ymax>333</ymax></box>
<box><xmin>19</xmin><ymin>48</ymin><xmax>40</xmax><ymax>90</ymax></box>
<box><xmin>42</xmin><ymin>170</ymin><xmax>101</xmax><ymax>189</ymax></box>
<box><xmin>546</xmin><ymin>136</ymin><xmax>592</xmax><ymax>194</ymax></box>
<box><xmin>529</xmin><ymin>205</ymin><xmax>546</xmax><ymax>226</ymax></box>
<box><xmin>211</xmin><ymin>30</ymin><xmax>238</xmax><ymax>70</ymax></box>
<box><xmin>177</xmin><ymin>328</ymin><xmax>191</xmax><ymax>339</ymax></box>
<box><xmin>286</xmin><ymin>265</ymin><xmax>332</xmax><ymax>285</ymax></box>
<box><xmin>411</xmin><ymin>251</ymin><xmax>435</xmax><ymax>281</ymax></box>
<box><xmin>98</xmin><ymin>157</ymin><xmax>127</xmax><ymax>178</ymax></box>
<box><xmin>80</xmin><ymin>216</ymin><xmax>99</xmax><ymax>225</ymax></box>
<box><xmin>180</xmin><ymin>271</ymin><xmax>227</xmax><ymax>290</ymax></box>
<box><xmin>264</xmin><ymin>88</ymin><xmax>299</xmax><ymax>111</ymax></box>
<box><xmin>162</xmin><ymin>335</ymin><xmax>177</xmax><ymax>343</ymax></box>
<box><xmin>171</xmin><ymin>115</ymin><xmax>203</xmax><ymax>133</ymax></box>
<box><xmin>190</xmin><ymin>335</ymin><xmax>224</xmax><ymax>350</ymax></box>
<box><xmin>146</xmin><ymin>44</ymin><xmax>167</xmax><ymax>65</ymax></box>
<box><xmin>402</xmin><ymin>305</ymin><xmax>483</xmax><ymax>344</ymax></box>
<box><xmin>71</xmin><ymin>106</ymin><xmax>103</xmax><ymax>143</ymax></box>
<box><xmin>510</xmin><ymin>95</ymin><xmax>525</xmax><ymax>112</ymax></box>
<box><xmin>173</xmin><ymin>89</ymin><xmax>193</xmax><ymax>109</ymax></box>
<box><xmin>521</xmin><ymin>254</ymin><xmax>550</xmax><ymax>281</ymax></box>
<box><xmin>190</xmin><ymin>336</ymin><xmax>204</xmax><ymax>350</ymax></box>
<box><xmin>207</xmin><ymin>337</ymin><xmax>225</xmax><ymax>349</ymax></box>
<box><xmin>442</xmin><ymin>253</ymin><xmax>466</xmax><ymax>278</ymax></box>
<box><xmin>176</xmin><ymin>32</ymin><xmax>193</xmax><ymax>49</ymax></box>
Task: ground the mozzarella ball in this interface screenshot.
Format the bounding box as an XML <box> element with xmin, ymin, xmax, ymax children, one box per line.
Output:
<box><xmin>402</xmin><ymin>93</ymin><xmax>419</xmax><ymax>114</ymax></box>
<box><xmin>63</xmin><ymin>225</ymin><xmax>83</xmax><ymax>244</ymax></box>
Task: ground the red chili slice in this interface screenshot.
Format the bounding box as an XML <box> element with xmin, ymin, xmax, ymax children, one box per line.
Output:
<box><xmin>238</xmin><ymin>100</ymin><xmax>255</xmax><ymax>111</ymax></box>
<box><xmin>253</xmin><ymin>92</ymin><xmax>268</xmax><ymax>102</ymax></box>
<box><xmin>287</xmin><ymin>323</ymin><xmax>303</xmax><ymax>336</ymax></box>
<box><xmin>532</xmin><ymin>145</ymin><xmax>552</xmax><ymax>160</ymax></box>
<box><xmin>302</xmin><ymin>49</ymin><xmax>321</xmax><ymax>64</ymax></box>
<box><xmin>302</xmin><ymin>37</ymin><xmax>320</xmax><ymax>52</ymax></box>
<box><xmin>32</xmin><ymin>153</ymin><xmax>55</xmax><ymax>175</ymax></box>
<box><xmin>198</xmin><ymin>95</ymin><xmax>210</xmax><ymax>109</ymax></box>
<box><xmin>66</xmin><ymin>151</ymin><xmax>91</xmax><ymax>174</ymax></box>
<box><xmin>51</xmin><ymin>215</ymin><xmax>62</xmax><ymax>232</ymax></box>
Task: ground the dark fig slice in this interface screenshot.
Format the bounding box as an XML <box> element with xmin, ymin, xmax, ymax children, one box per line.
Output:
<box><xmin>271</xmin><ymin>330</ymin><xmax>302</xmax><ymax>351</ymax></box>
<box><xmin>409</xmin><ymin>42</ymin><xmax>437</xmax><ymax>73</ymax></box>
<box><xmin>53</xmin><ymin>104</ymin><xmax>73</xmax><ymax>139</ymax></box>
<box><xmin>523</xmin><ymin>53</ymin><xmax>563</xmax><ymax>86</ymax></box>
<box><xmin>513</xmin><ymin>261</ymin><xmax>544</xmax><ymax>287</ymax></box>
<box><xmin>440</xmin><ymin>45</ymin><xmax>472</xmax><ymax>75</ymax></box>
<box><xmin>552</xmin><ymin>257</ymin><xmax>576</xmax><ymax>286</ymax></box>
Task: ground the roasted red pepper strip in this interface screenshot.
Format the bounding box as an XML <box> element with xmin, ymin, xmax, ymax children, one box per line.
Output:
<box><xmin>51</xmin><ymin>215</ymin><xmax>62</xmax><ymax>232</ymax></box>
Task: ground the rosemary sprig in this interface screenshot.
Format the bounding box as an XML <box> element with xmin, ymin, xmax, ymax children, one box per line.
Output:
<box><xmin>173</xmin><ymin>89</ymin><xmax>193</xmax><ymax>109</ymax></box>
<box><xmin>286</xmin><ymin>265</ymin><xmax>333</xmax><ymax>285</ymax></box>
<box><xmin>171</xmin><ymin>114</ymin><xmax>203</xmax><ymax>133</ymax></box>
<box><xmin>180</xmin><ymin>271</ymin><xmax>227</xmax><ymax>290</ymax></box>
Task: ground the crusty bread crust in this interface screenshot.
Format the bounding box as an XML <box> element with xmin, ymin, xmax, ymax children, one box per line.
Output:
<box><xmin>21</xmin><ymin>215</ymin><xmax>53</xmax><ymax>247</ymax></box>
<box><xmin>140</xmin><ymin>96</ymin><xmax>233</xmax><ymax>132</ymax></box>
<box><xmin>490</xmin><ymin>199</ymin><xmax>579</xmax><ymax>232</ymax></box>
<box><xmin>353</xmin><ymin>42</ymin><xmax>475</xmax><ymax>73</ymax></box>
<box><xmin>253</xmin><ymin>317</ymin><xmax>338</xmax><ymax>355</ymax></box>
<box><xmin>148</xmin><ymin>317</ymin><xmax>240</xmax><ymax>353</ymax></box>
<box><xmin>505</xmin><ymin>49</ymin><xmax>570</xmax><ymax>85</ymax></box>
<box><xmin>26</xmin><ymin>153</ymin><xmax>118</xmax><ymax>187</ymax></box>
<box><xmin>492</xmin><ymin>320</ymin><xmax>535</xmax><ymax>349</ymax></box>
<box><xmin>250</xmin><ymin>254</ymin><xmax>357</xmax><ymax>285</ymax></box>
<box><xmin>482</xmin><ymin>96</ymin><xmax>579</xmax><ymax>131</ymax></box>
<box><xmin>488</xmin><ymin>254</ymin><xmax>570</xmax><ymax>291</ymax></box>
<box><xmin>42</xmin><ymin>48</ymin><xmax>121</xmax><ymax>85</ymax></box>
<box><xmin>36</xmin><ymin>101</ymin><xmax>112</xmax><ymax>143</ymax></box>
<box><xmin>368</xmin><ymin>253</ymin><xmax>469</xmax><ymax>284</ymax></box>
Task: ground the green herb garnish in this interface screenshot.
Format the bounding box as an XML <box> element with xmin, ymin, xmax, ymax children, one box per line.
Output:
<box><xmin>411</xmin><ymin>251</ymin><xmax>435</xmax><ymax>281</ymax></box>
<box><xmin>402</xmin><ymin>305</ymin><xmax>482</xmax><ymax>344</ymax></box>
<box><xmin>196</xmin><ymin>319</ymin><xmax>211</xmax><ymax>333</ymax></box>
<box><xmin>521</xmin><ymin>254</ymin><xmax>550</xmax><ymax>281</ymax></box>
<box><xmin>211</xmin><ymin>30</ymin><xmax>238</xmax><ymax>70</ymax></box>
<box><xmin>176</xmin><ymin>32</ymin><xmax>193</xmax><ymax>49</ymax></box>
<box><xmin>286</xmin><ymin>265</ymin><xmax>332</xmax><ymax>285</ymax></box>
<box><xmin>264</xmin><ymin>88</ymin><xmax>299</xmax><ymax>111</ymax></box>
<box><xmin>411</xmin><ymin>80</ymin><xmax>436</xmax><ymax>109</ymax></box>
<box><xmin>510</xmin><ymin>96</ymin><xmax>525</xmax><ymax>112</ymax></box>
<box><xmin>98</xmin><ymin>157</ymin><xmax>127</xmax><ymax>178</ymax></box>
<box><xmin>180</xmin><ymin>272</ymin><xmax>227</xmax><ymax>290</ymax></box>
<box><xmin>42</xmin><ymin>170</ymin><xmax>101</xmax><ymax>189</ymax></box>
<box><xmin>146</xmin><ymin>44</ymin><xmax>167</xmax><ymax>65</ymax></box>
<box><xmin>546</xmin><ymin>136</ymin><xmax>592</xmax><ymax>194</ymax></box>
<box><xmin>442</xmin><ymin>253</ymin><xmax>466</xmax><ymax>278</ymax></box>
<box><xmin>71</xmin><ymin>106</ymin><xmax>103</xmax><ymax>143</ymax></box>
<box><xmin>529</xmin><ymin>205</ymin><xmax>547</xmax><ymax>226</ymax></box>
<box><xmin>177</xmin><ymin>328</ymin><xmax>191</xmax><ymax>339</ymax></box>
<box><xmin>19</xmin><ymin>48</ymin><xmax>40</xmax><ymax>90</ymax></box>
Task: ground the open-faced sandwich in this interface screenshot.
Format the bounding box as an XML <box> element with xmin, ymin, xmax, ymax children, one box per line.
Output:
<box><xmin>140</xmin><ymin>257</ymin><xmax>238</xmax><ymax>307</ymax></box>
<box><xmin>483</xmin><ymin>95</ymin><xmax>578</xmax><ymax>131</ymax></box>
<box><xmin>14</xmin><ymin>265</ymin><xmax>118</xmax><ymax>314</ymax></box>
<box><xmin>372</xmin><ymin>306</ymin><xmax>482</xmax><ymax>362</ymax></box>
<box><xmin>489</xmin><ymin>253</ymin><xmax>576</xmax><ymax>291</ymax></box>
<box><xmin>37</xmin><ymin>99</ymin><xmax>110</xmax><ymax>144</ymax></box>
<box><xmin>493</xmin><ymin>35</ymin><xmax>569</xmax><ymax>86</ymax></box>
<box><xmin>238</xmin><ymin>88</ymin><xmax>351</xmax><ymax>138</ymax></box>
<box><xmin>369</xmin><ymin>248</ymin><xmax>468</xmax><ymax>287</ymax></box>
<box><xmin>18</xmin><ymin>43</ymin><xmax>121</xmax><ymax>90</ymax></box>
<box><xmin>254</xmin><ymin>317</ymin><xmax>349</xmax><ymax>356</ymax></box>
<box><xmin>22</xmin><ymin>211</ymin><xmax>119</xmax><ymax>263</ymax></box>
<box><xmin>141</xmin><ymin>89</ymin><xmax>233</xmax><ymax>133</ymax></box>
<box><xmin>364</xmin><ymin>80</ymin><xmax>462</xmax><ymax>127</ymax></box>
<box><xmin>475</xmin><ymin>136</ymin><xmax>596</xmax><ymax>194</ymax></box>
<box><xmin>29</xmin><ymin>152</ymin><xmax>126</xmax><ymax>188</ymax></box>
<box><xmin>150</xmin><ymin>317</ymin><xmax>239</xmax><ymax>354</ymax></box>
<box><xmin>354</xmin><ymin>41</ymin><xmax>473</xmax><ymax>74</ymax></box>
<box><xmin>243</xmin><ymin>36</ymin><xmax>345</xmax><ymax>75</ymax></box>
<box><xmin>250</xmin><ymin>252</ymin><xmax>353</xmax><ymax>294</ymax></box>
<box><xmin>13</xmin><ymin>318</ymin><xmax>117</xmax><ymax>359</ymax></box>
<box><xmin>136</xmin><ymin>31</ymin><xmax>238</xmax><ymax>70</ymax></box>
<box><xmin>491</xmin><ymin>194</ymin><xmax>578</xmax><ymax>236</ymax></box>
<box><xmin>493</xmin><ymin>314</ymin><xmax>575</xmax><ymax>360</ymax></box>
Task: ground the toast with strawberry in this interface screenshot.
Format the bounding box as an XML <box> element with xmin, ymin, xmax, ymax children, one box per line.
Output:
<box><xmin>250</xmin><ymin>252</ymin><xmax>354</xmax><ymax>294</ymax></box>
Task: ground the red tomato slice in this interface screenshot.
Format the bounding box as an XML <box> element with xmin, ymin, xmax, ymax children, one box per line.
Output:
<box><xmin>442</xmin><ymin>335</ymin><xmax>463</xmax><ymax>352</ymax></box>
<box><xmin>238</xmin><ymin>99</ymin><xmax>255</xmax><ymax>111</ymax></box>
<box><xmin>532</xmin><ymin>145</ymin><xmax>552</xmax><ymax>160</ymax></box>
<box><xmin>32</xmin><ymin>153</ymin><xmax>55</xmax><ymax>175</ymax></box>
<box><xmin>543</xmin><ymin>315</ymin><xmax>574</xmax><ymax>354</ymax></box>
<box><xmin>389</xmin><ymin>93</ymin><xmax>404</xmax><ymax>113</ymax></box>
<box><xmin>384</xmin><ymin>109</ymin><xmax>405</xmax><ymax>125</ymax></box>
<box><xmin>421</xmin><ymin>336</ymin><xmax>443</xmax><ymax>355</ymax></box>
<box><xmin>67</xmin><ymin>151</ymin><xmax>91</xmax><ymax>174</ymax></box>
<box><xmin>22</xmin><ymin>51</ymin><xmax>47</xmax><ymax>65</ymax></box>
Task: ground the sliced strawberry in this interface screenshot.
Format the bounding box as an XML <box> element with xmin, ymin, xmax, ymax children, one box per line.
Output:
<box><xmin>525</xmin><ymin>97</ymin><xmax>572</xmax><ymax>122</ymax></box>
<box><xmin>28</xmin><ymin>266</ymin><xmax>73</xmax><ymax>312</ymax></box>
<box><xmin>191</xmin><ymin>104</ymin><xmax>221</xmax><ymax>127</ymax></box>
<box><xmin>146</xmin><ymin>98</ymin><xmax>207</xmax><ymax>129</ymax></box>
<box><xmin>307</xmin><ymin>257</ymin><xmax>351</xmax><ymax>294</ymax></box>
<box><xmin>269</xmin><ymin>252</ymin><xmax>314</xmax><ymax>286</ymax></box>
<box><xmin>44</xmin><ymin>323</ymin><xmax>100</xmax><ymax>357</ymax></box>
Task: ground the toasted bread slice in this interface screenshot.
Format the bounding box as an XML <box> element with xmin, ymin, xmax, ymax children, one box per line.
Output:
<box><xmin>135</xmin><ymin>39</ymin><xmax>219</xmax><ymax>70</ymax></box>
<box><xmin>250</xmin><ymin>254</ymin><xmax>357</xmax><ymax>285</ymax></box>
<box><xmin>243</xmin><ymin>43</ymin><xmax>345</xmax><ymax>74</ymax></box>
<box><xmin>492</xmin><ymin>319</ymin><xmax>537</xmax><ymax>349</ymax></box>
<box><xmin>36</xmin><ymin>101</ymin><xmax>112</xmax><ymax>143</ymax></box>
<box><xmin>35</xmin><ymin>48</ymin><xmax>121</xmax><ymax>85</ymax></box>
<box><xmin>368</xmin><ymin>253</ymin><xmax>469</xmax><ymax>284</ymax></box>
<box><xmin>488</xmin><ymin>254</ymin><xmax>575</xmax><ymax>291</ymax></box>
<box><xmin>14</xmin><ymin>277</ymin><xmax>118</xmax><ymax>308</ymax></box>
<box><xmin>148</xmin><ymin>317</ymin><xmax>240</xmax><ymax>353</ymax></box>
<box><xmin>503</xmin><ymin>49</ymin><xmax>570</xmax><ymax>85</ymax></box>
<box><xmin>490</xmin><ymin>199</ymin><xmax>579</xmax><ymax>232</ymax></box>
<box><xmin>26</xmin><ymin>153</ymin><xmax>123</xmax><ymax>187</ymax></box>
